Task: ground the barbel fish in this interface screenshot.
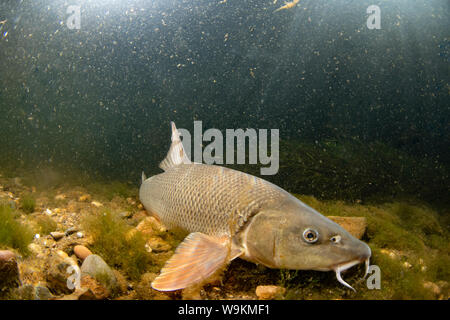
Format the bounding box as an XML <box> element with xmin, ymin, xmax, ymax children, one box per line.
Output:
<box><xmin>274</xmin><ymin>0</ymin><xmax>300</xmax><ymax>13</ymax></box>
<box><xmin>139</xmin><ymin>122</ymin><xmax>371</xmax><ymax>291</ymax></box>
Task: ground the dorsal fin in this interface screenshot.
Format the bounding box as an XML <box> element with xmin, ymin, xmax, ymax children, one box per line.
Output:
<box><xmin>159</xmin><ymin>121</ymin><xmax>191</xmax><ymax>171</ymax></box>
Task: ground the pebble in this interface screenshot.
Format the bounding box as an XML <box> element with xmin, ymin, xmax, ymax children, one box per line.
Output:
<box><xmin>78</xmin><ymin>194</ymin><xmax>91</xmax><ymax>202</ymax></box>
<box><xmin>255</xmin><ymin>285</ymin><xmax>286</xmax><ymax>300</ymax></box>
<box><xmin>327</xmin><ymin>216</ymin><xmax>367</xmax><ymax>239</ymax></box>
<box><xmin>50</xmin><ymin>232</ymin><xmax>65</xmax><ymax>241</ymax></box>
<box><xmin>91</xmin><ymin>201</ymin><xmax>103</xmax><ymax>207</ymax></box>
<box><xmin>0</xmin><ymin>250</ymin><xmax>15</xmax><ymax>261</ymax></box>
<box><xmin>28</xmin><ymin>243</ymin><xmax>42</xmax><ymax>256</ymax></box>
<box><xmin>74</xmin><ymin>245</ymin><xmax>92</xmax><ymax>261</ymax></box>
<box><xmin>81</xmin><ymin>254</ymin><xmax>117</xmax><ymax>290</ymax></box>
<box><xmin>146</xmin><ymin>237</ymin><xmax>171</xmax><ymax>253</ymax></box>
<box><xmin>119</xmin><ymin>211</ymin><xmax>131</xmax><ymax>219</ymax></box>
<box><xmin>80</xmin><ymin>275</ymin><xmax>110</xmax><ymax>300</ymax></box>
<box><xmin>56</xmin><ymin>250</ymin><xmax>69</xmax><ymax>259</ymax></box>
<box><xmin>35</xmin><ymin>286</ymin><xmax>54</xmax><ymax>300</ymax></box>
<box><xmin>54</xmin><ymin>194</ymin><xmax>66</xmax><ymax>200</ymax></box>
<box><xmin>136</xmin><ymin>216</ymin><xmax>166</xmax><ymax>236</ymax></box>
<box><xmin>423</xmin><ymin>281</ymin><xmax>441</xmax><ymax>295</ymax></box>
<box><xmin>0</xmin><ymin>251</ymin><xmax>20</xmax><ymax>291</ymax></box>
<box><xmin>65</xmin><ymin>226</ymin><xmax>77</xmax><ymax>236</ymax></box>
<box><xmin>76</xmin><ymin>232</ymin><xmax>84</xmax><ymax>238</ymax></box>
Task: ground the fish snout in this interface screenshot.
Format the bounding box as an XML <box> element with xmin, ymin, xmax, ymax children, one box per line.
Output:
<box><xmin>333</xmin><ymin>240</ymin><xmax>372</xmax><ymax>291</ymax></box>
<box><xmin>356</xmin><ymin>240</ymin><xmax>371</xmax><ymax>262</ymax></box>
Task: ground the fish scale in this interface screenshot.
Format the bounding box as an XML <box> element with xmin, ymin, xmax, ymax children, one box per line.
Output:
<box><xmin>139</xmin><ymin>163</ymin><xmax>288</xmax><ymax>237</ymax></box>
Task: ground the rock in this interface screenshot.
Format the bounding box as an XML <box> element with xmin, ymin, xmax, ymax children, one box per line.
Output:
<box><xmin>146</xmin><ymin>237</ymin><xmax>171</xmax><ymax>253</ymax></box>
<box><xmin>90</xmin><ymin>201</ymin><xmax>103</xmax><ymax>207</ymax></box>
<box><xmin>15</xmin><ymin>284</ymin><xmax>35</xmax><ymax>299</ymax></box>
<box><xmin>119</xmin><ymin>211</ymin><xmax>132</xmax><ymax>219</ymax></box>
<box><xmin>56</xmin><ymin>250</ymin><xmax>69</xmax><ymax>259</ymax></box>
<box><xmin>57</xmin><ymin>287</ymin><xmax>91</xmax><ymax>300</ymax></box>
<box><xmin>129</xmin><ymin>210</ymin><xmax>148</xmax><ymax>225</ymax></box>
<box><xmin>65</xmin><ymin>226</ymin><xmax>77</xmax><ymax>236</ymax></box>
<box><xmin>35</xmin><ymin>286</ymin><xmax>54</xmax><ymax>300</ymax></box>
<box><xmin>0</xmin><ymin>250</ymin><xmax>15</xmax><ymax>261</ymax></box>
<box><xmin>78</xmin><ymin>194</ymin><xmax>91</xmax><ymax>202</ymax></box>
<box><xmin>0</xmin><ymin>251</ymin><xmax>21</xmax><ymax>293</ymax></box>
<box><xmin>136</xmin><ymin>216</ymin><xmax>166</xmax><ymax>236</ymax></box>
<box><xmin>13</xmin><ymin>177</ymin><xmax>22</xmax><ymax>186</ymax></box>
<box><xmin>255</xmin><ymin>285</ymin><xmax>286</xmax><ymax>300</ymax></box>
<box><xmin>80</xmin><ymin>275</ymin><xmax>110</xmax><ymax>300</ymax></box>
<box><xmin>81</xmin><ymin>254</ymin><xmax>117</xmax><ymax>291</ymax></box>
<box><xmin>423</xmin><ymin>281</ymin><xmax>441</xmax><ymax>296</ymax></box>
<box><xmin>76</xmin><ymin>232</ymin><xmax>84</xmax><ymax>238</ymax></box>
<box><xmin>74</xmin><ymin>245</ymin><xmax>92</xmax><ymax>261</ymax></box>
<box><xmin>54</xmin><ymin>194</ymin><xmax>66</xmax><ymax>201</ymax></box>
<box><xmin>380</xmin><ymin>249</ymin><xmax>399</xmax><ymax>259</ymax></box>
<box><xmin>45</xmin><ymin>253</ymin><xmax>78</xmax><ymax>295</ymax></box>
<box><xmin>403</xmin><ymin>261</ymin><xmax>412</xmax><ymax>269</ymax></box>
<box><xmin>327</xmin><ymin>216</ymin><xmax>367</xmax><ymax>239</ymax></box>
<box><xmin>50</xmin><ymin>232</ymin><xmax>65</xmax><ymax>241</ymax></box>
<box><xmin>28</xmin><ymin>243</ymin><xmax>43</xmax><ymax>256</ymax></box>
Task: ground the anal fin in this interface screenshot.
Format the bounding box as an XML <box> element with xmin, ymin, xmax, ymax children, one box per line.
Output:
<box><xmin>151</xmin><ymin>232</ymin><xmax>242</xmax><ymax>291</ymax></box>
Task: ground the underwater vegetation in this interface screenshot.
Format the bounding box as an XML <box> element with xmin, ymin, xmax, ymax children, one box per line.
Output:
<box><xmin>19</xmin><ymin>194</ymin><xmax>36</xmax><ymax>214</ymax></box>
<box><xmin>0</xmin><ymin>203</ymin><xmax>34</xmax><ymax>255</ymax></box>
<box><xmin>32</xmin><ymin>215</ymin><xmax>57</xmax><ymax>236</ymax></box>
<box><xmin>81</xmin><ymin>209</ymin><xmax>152</xmax><ymax>281</ymax></box>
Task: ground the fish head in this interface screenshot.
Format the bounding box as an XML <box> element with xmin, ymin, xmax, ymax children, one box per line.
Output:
<box><xmin>243</xmin><ymin>199</ymin><xmax>371</xmax><ymax>290</ymax></box>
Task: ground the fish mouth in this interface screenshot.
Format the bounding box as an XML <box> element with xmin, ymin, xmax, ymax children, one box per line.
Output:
<box><xmin>333</xmin><ymin>257</ymin><xmax>370</xmax><ymax>292</ymax></box>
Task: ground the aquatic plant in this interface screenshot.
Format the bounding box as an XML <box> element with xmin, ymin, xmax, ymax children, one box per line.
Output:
<box><xmin>81</xmin><ymin>210</ymin><xmax>151</xmax><ymax>280</ymax></box>
<box><xmin>33</xmin><ymin>215</ymin><xmax>57</xmax><ymax>235</ymax></box>
<box><xmin>0</xmin><ymin>203</ymin><xmax>34</xmax><ymax>255</ymax></box>
<box><xmin>19</xmin><ymin>194</ymin><xmax>36</xmax><ymax>214</ymax></box>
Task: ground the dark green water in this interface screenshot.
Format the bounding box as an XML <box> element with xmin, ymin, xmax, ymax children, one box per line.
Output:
<box><xmin>0</xmin><ymin>0</ymin><xmax>448</xmax><ymax>205</ymax></box>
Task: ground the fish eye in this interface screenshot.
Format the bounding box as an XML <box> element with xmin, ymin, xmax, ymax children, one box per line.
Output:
<box><xmin>302</xmin><ymin>228</ymin><xmax>319</xmax><ymax>243</ymax></box>
<box><xmin>330</xmin><ymin>235</ymin><xmax>341</xmax><ymax>244</ymax></box>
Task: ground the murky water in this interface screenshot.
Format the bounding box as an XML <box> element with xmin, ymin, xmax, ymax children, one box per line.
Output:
<box><xmin>0</xmin><ymin>1</ymin><xmax>448</xmax><ymax>206</ymax></box>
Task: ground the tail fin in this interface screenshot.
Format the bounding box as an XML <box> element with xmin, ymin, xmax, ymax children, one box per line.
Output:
<box><xmin>159</xmin><ymin>122</ymin><xmax>191</xmax><ymax>171</ymax></box>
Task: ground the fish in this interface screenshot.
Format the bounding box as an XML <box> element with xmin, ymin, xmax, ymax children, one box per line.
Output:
<box><xmin>274</xmin><ymin>0</ymin><xmax>300</xmax><ymax>13</ymax></box>
<box><xmin>139</xmin><ymin>122</ymin><xmax>371</xmax><ymax>292</ymax></box>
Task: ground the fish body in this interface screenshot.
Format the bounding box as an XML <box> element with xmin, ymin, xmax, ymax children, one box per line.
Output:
<box><xmin>140</xmin><ymin>122</ymin><xmax>371</xmax><ymax>291</ymax></box>
<box><xmin>274</xmin><ymin>0</ymin><xmax>300</xmax><ymax>12</ymax></box>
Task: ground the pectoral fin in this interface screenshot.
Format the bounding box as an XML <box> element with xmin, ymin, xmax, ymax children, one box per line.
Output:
<box><xmin>151</xmin><ymin>232</ymin><xmax>242</xmax><ymax>291</ymax></box>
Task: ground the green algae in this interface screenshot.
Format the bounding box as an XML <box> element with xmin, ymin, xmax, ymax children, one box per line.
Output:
<box><xmin>81</xmin><ymin>209</ymin><xmax>152</xmax><ymax>281</ymax></box>
<box><xmin>19</xmin><ymin>194</ymin><xmax>36</xmax><ymax>214</ymax></box>
<box><xmin>33</xmin><ymin>215</ymin><xmax>57</xmax><ymax>235</ymax></box>
<box><xmin>0</xmin><ymin>203</ymin><xmax>34</xmax><ymax>255</ymax></box>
